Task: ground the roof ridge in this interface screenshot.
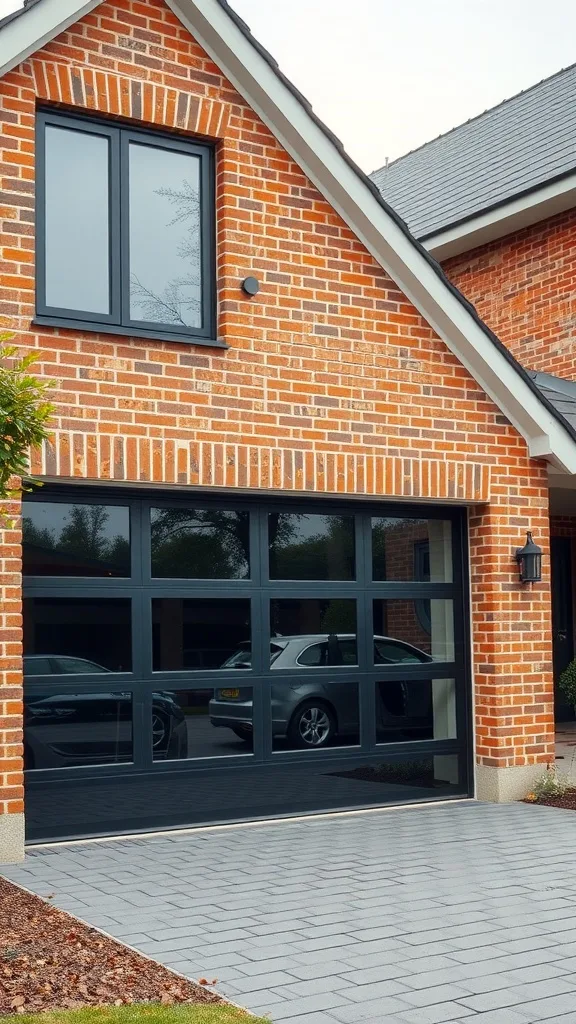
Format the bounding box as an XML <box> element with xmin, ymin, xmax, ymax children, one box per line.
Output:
<box><xmin>371</xmin><ymin>59</ymin><xmax>576</xmax><ymax>177</ymax></box>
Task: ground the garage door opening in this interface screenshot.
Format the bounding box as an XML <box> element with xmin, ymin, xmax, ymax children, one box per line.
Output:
<box><xmin>22</xmin><ymin>489</ymin><xmax>472</xmax><ymax>841</ymax></box>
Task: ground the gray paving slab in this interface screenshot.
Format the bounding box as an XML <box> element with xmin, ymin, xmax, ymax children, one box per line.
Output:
<box><xmin>5</xmin><ymin>801</ymin><xmax>576</xmax><ymax>1023</ymax></box>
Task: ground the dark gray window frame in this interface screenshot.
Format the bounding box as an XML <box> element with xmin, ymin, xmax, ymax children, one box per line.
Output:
<box><xmin>35</xmin><ymin>110</ymin><xmax>220</xmax><ymax>347</ymax></box>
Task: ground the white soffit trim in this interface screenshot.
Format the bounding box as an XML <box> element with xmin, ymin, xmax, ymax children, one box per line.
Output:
<box><xmin>424</xmin><ymin>173</ymin><xmax>576</xmax><ymax>260</ymax></box>
<box><xmin>0</xmin><ymin>0</ymin><xmax>101</xmax><ymax>73</ymax></box>
<box><xmin>3</xmin><ymin>0</ymin><xmax>576</xmax><ymax>474</ymax></box>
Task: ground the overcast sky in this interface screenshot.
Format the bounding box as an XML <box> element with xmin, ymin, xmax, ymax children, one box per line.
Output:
<box><xmin>2</xmin><ymin>0</ymin><xmax>576</xmax><ymax>170</ymax></box>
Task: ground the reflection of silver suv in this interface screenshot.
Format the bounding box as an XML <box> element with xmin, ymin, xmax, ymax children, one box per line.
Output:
<box><xmin>209</xmin><ymin>634</ymin><xmax>432</xmax><ymax>749</ymax></box>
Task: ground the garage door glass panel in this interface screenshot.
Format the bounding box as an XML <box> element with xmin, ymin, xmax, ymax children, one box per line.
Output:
<box><xmin>326</xmin><ymin>754</ymin><xmax>461</xmax><ymax>792</ymax></box>
<box><xmin>269</xmin><ymin>514</ymin><xmax>355</xmax><ymax>580</ymax></box>
<box><xmin>25</xmin><ymin>692</ymin><xmax>132</xmax><ymax>770</ymax></box>
<box><xmin>376</xmin><ymin>678</ymin><xmax>457</xmax><ymax>743</ymax></box>
<box><xmin>152</xmin><ymin>599</ymin><xmax>251</xmax><ymax>671</ymax></box>
<box><xmin>23</xmin><ymin>598</ymin><xmax>132</xmax><ymax>673</ymax></box>
<box><xmin>271</xmin><ymin>681</ymin><xmax>360</xmax><ymax>751</ymax></box>
<box><xmin>150</xmin><ymin>507</ymin><xmax>250</xmax><ymax>579</ymax></box>
<box><xmin>44</xmin><ymin>126</ymin><xmax>110</xmax><ymax>314</ymax></box>
<box><xmin>154</xmin><ymin>687</ymin><xmax>254</xmax><ymax>760</ymax></box>
<box><xmin>373</xmin><ymin>599</ymin><xmax>455</xmax><ymax>663</ymax></box>
<box><xmin>269</xmin><ymin>599</ymin><xmax>357</xmax><ymax>667</ymax></box>
<box><xmin>372</xmin><ymin>518</ymin><xmax>452</xmax><ymax>582</ymax></box>
<box><xmin>23</xmin><ymin>502</ymin><xmax>130</xmax><ymax>577</ymax></box>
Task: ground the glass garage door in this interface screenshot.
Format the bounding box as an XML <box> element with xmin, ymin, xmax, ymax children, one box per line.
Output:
<box><xmin>22</xmin><ymin>489</ymin><xmax>472</xmax><ymax>841</ymax></box>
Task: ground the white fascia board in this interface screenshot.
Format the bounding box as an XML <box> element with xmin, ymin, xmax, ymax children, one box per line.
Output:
<box><xmin>169</xmin><ymin>0</ymin><xmax>576</xmax><ymax>475</ymax></box>
<box><xmin>424</xmin><ymin>173</ymin><xmax>576</xmax><ymax>260</ymax></box>
<box><xmin>0</xmin><ymin>0</ymin><xmax>101</xmax><ymax>75</ymax></box>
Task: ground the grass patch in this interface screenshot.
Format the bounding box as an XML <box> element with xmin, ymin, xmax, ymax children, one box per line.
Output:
<box><xmin>0</xmin><ymin>1006</ymin><xmax>266</xmax><ymax>1024</ymax></box>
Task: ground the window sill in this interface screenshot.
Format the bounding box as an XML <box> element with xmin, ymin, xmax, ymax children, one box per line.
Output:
<box><xmin>32</xmin><ymin>316</ymin><xmax>228</xmax><ymax>349</ymax></box>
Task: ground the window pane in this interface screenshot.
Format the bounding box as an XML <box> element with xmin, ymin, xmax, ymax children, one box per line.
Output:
<box><xmin>129</xmin><ymin>143</ymin><xmax>202</xmax><ymax>328</ymax></box>
<box><xmin>373</xmin><ymin>599</ymin><xmax>455</xmax><ymax>662</ymax></box>
<box><xmin>152</xmin><ymin>599</ymin><xmax>251</xmax><ymax>671</ymax></box>
<box><xmin>25</xmin><ymin>693</ymin><xmax>132</xmax><ymax>769</ymax></box>
<box><xmin>24</xmin><ymin>599</ymin><xmax>132</xmax><ymax>673</ymax></box>
<box><xmin>23</xmin><ymin>502</ymin><xmax>130</xmax><ymax>577</ymax></box>
<box><xmin>372</xmin><ymin>518</ymin><xmax>452</xmax><ymax>582</ymax></box>
<box><xmin>151</xmin><ymin>507</ymin><xmax>249</xmax><ymax>579</ymax></box>
<box><xmin>376</xmin><ymin>678</ymin><xmax>457</xmax><ymax>743</ymax></box>
<box><xmin>269</xmin><ymin>514</ymin><xmax>355</xmax><ymax>580</ymax></box>
<box><xmin>271</xmin><ymin>681</ymin><xmax>360</xmax><ymax>751</ymax></box>
<box><xmin>44</xmin><ymin>126</ymin><xmax>110</xmax><ymax>314</ymax></box>
<box><xmin>269</xmin><ymin>600</ymin><xmax>357</xmax><ymax>667</ymax></box>
<box><xmin>155</xmin><ymin>688</ymin><xmax>254</xmax><ymax>760</ymax></box>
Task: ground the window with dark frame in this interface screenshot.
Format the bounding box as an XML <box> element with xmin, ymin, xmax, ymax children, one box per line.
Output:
<box><xmin>35</xmin><ymin>111</ymin><xmax>217</xmax><ymax>345</ymax></box>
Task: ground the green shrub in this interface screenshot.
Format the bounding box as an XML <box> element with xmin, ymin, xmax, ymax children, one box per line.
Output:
<box><xmin>0</xmin><ymin>340</ymin><xmax>53</xmax><ymax>517</ymax></box>
<box><xmin>532</xmin><ymin>764</ymin><xmax>568</xmax><ymax>800</ymax></box>
<box><xmin>559</xmin><ymin>658</ymin><xmax>576</xmax><ymax>711</ymax></box>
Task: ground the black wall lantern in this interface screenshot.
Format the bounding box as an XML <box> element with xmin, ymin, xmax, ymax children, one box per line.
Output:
<box><xmin>515</xmin><ymin>531</ymin><xmax>543</xmax><ymax>583</ymax></box>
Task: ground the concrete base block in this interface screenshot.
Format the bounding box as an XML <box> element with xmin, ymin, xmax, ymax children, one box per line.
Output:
<box><xmin>0</xmin><ymin>813</ymin><xmax>25</xmax><ymax>864</ymax></box>
<box><xmin>476</xmin><ymin>762</ymin><xmax>548</xmax><ymax>802</ymax></box>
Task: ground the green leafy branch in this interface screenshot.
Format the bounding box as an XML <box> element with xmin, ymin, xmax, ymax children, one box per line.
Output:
<box><xmin>0</xmin><ymin>337</ymin><xmax>54</xmax><ymax>522</ymax></box>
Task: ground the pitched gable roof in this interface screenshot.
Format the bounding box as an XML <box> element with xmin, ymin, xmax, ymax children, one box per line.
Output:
<box><xmin>3</xmin><ymin>0</ymin><xmax>576</xmax><ymax>474</ymax></box>
<box><xmin>371</xmin><ymin>63</ymin><xmax>576</xmax><ymax>243</ymax></box>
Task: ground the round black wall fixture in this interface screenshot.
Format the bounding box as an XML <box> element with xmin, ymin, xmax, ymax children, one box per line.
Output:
<box><xmin>241</xmin><ymin>276</ymin><xmax>260</xmax><ymax>296</ymax></box>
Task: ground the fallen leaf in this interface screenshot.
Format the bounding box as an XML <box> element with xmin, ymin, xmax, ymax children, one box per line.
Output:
<box><xmin>10</xmin><ymin>995</ymin><xmax>25</xmax><ymax>1008</ymax></box>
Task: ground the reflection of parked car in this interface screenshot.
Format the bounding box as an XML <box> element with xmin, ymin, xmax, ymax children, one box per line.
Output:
<box><xmin>210</xmin><ymin>634</ymin><xmax>433</xmax><ymax>749</ymax></box>
<box><xmin>23</xmin><ymin>656</ymin><xmax>187</xmax><ymax>767</ymax></box>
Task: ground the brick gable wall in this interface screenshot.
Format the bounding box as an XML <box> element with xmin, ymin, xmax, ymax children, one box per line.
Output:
<box><xmin>444</xmin><ymin>209</ymin><xmax>576</xmax><ymax>379</ymax></box>
<box><xmin>0</xmin><ymin>0</ymin><xmax>555</xmax><ymax>839</ymax></box>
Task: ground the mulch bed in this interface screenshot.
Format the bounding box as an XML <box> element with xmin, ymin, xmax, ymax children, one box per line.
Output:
<box><xmin>0</xmin><ymin>878</ymin><xmax>222</xmax><ymax>1016</ymax></box>
<box><xmin>526</xmin><ymin>788</ymin><xmax>576</xmax><ymax>811</ymax></box>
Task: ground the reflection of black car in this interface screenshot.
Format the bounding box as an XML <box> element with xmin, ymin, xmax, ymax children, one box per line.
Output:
<box><xmin>23</xmin><ymin>656</ymin><xmax>187</xmax><ymax>768</ymax></box>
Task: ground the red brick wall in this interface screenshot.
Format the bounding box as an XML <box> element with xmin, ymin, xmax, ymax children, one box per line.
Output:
<box><xmin>0</xmin><ymin>497</ymin><xmax>24</xmax><ymax>821</ymax></box>
<box><xmin>444</xmin><ymin>209</ymin><xmax>576</xmax><ymax>379</ymax></box>
<box><xmin>0</xmin><ymin>0</ymin><xmax>555</xmax><ymax>829</ymax></box>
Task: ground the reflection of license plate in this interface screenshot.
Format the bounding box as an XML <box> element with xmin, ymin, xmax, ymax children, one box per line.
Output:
<box><xmin>220</xmin><ymin>688</ymin><xmax>240</xmax><ymax>699</ymax></box>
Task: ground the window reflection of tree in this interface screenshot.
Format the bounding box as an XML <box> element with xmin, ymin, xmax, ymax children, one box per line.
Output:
<box><xmin>269</xmin><ymin>514</ymin><xmax>354</xmax><ymax>580</ymax></box>
<box><xmin>130</xmin><ymin>179</ymin><xmax>202</xmax><ymax>328</ymax></box>
<box><xmin>23</xmin><ymin>506</ymin><xmax>129</xmax><ymax>575</ymax></box>
<box><xmin>151</xmin><ymin>508</ymin><xmax>250</xmax><ymax>579</ymax></box>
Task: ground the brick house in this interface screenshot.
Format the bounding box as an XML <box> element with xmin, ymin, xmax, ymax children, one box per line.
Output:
<box><xmin>375</xmin><ymin>62</ymin><xmax>576</xmax><ymax>752</ymax></box>
<box><xmin>2</xmin><ymin>0</ymin><xmax>575</xmax><ymax>863</ymax></box>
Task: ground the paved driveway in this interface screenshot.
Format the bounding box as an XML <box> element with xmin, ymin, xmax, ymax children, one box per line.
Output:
<box><xmin>5</xmin><ymin>801</ymin><xmax>576</xmax><ymax>1024</ymax></box>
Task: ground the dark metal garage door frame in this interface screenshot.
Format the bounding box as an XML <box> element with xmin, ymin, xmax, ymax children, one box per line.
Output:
<box><xmin>22</xmin><ymin>485</ymin><xmax>473</xmax><ymax>840</ymax></box>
